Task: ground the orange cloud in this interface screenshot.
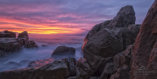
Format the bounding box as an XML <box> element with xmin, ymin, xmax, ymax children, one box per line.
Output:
<box><xmin>0</xmin><ymin>18</ymin><xmax>84</xmax><ymax>34</ymax></box>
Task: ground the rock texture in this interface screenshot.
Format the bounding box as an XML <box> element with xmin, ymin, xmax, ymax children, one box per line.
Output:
<box><xmin>82</xmin><ymin>6</ymin><xmax>139</xmax><ymax>79</ymax></box>
<box><xmin>131</xmin><ymin>0</ymin><xmax>157</xmax><ymax>79</ymax></box>
<box><xmin>106</xmin><ymin>5</ymin><xmax>135</xmax><ymax>28</ymax></box>
<box><xmin>0</xmin><ymin>31</ymin><xmax>38</xmax><ymax>57</ymax></box>
<box><xmin>1</xmin><ymin>2</ymin><xmax>156</xmax><ymax>79</ymax></box>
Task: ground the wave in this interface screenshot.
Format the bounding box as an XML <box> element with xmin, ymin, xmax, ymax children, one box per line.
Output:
<box><xmin>0</xmin><ymin>43</ymin><xmax>83</xmax><ymax>72</ymax></box>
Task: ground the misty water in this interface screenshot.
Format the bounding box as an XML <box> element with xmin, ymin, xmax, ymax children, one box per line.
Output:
<box><xmin>0</xmin><ymin>34</ymin><xmax>84</xmax><ymax>72</ymax></box>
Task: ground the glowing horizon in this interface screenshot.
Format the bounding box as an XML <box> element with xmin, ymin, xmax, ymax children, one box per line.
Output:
<box><xmin>0</xmin><ymin>0</ymin><xmax>153</xmax><ymax>35</ymax></box>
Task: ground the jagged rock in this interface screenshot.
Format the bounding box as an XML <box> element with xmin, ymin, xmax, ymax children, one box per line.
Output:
<box><xmin>82</xmin><ymin>5</ymin><xmax>137</xmax><ymax>73</ymax></box>
<box><xmin>110</xmin><ymin>65</ymin><xmax>130</xmax><ymax>79</ymax></box>
<box><xmin>100</xmin><ymin>62</ymin><xmax>115</xmax><ymax>79</ymax></box>
<box><xmin>0</xmin><ymin>31</ymin><xmax>38</xmax><ymax>57</ymax></box>
<box><xmin>17</xmin><ymin>31</ymin><xmax>38</xmax><ymax>48</ymax></box>
<box><xmin>107</xmin><ymin>5</ymin><xmax>136</xmax><ymax>28</ymax></box>
<box><xmin>131</xmin><ymin>0</ymin><xmax>157</xmax><ymax>79</ymax></box>
<box><xmin>109</xmin><ymin>45</ymin><xmax>132</xmax><ymax>79</ymax></box>
<box><xmin>76</xmin><ymin>59</ymin><xmax>92</xmax><ymax>79</ymax></box>
<box><xmin>116</xmin><ymin>24</ymin><xmax>140</xmax><ymax>49</ymax></box>
<box><xmin>0</xmin><ymin>30</ymin><xmax>16</xmax><ymax>38</ymax></box>
<box><xmin>63</xmin><ymin>58</ymin><xmax>77</xmax><ymax>76</ymax></box>
<box><xmin>52</xmin><ymin>46</ymin><xmax>75</xmax><ymax>56</ymax></box>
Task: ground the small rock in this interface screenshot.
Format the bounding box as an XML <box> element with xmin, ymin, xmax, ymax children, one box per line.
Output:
<box><xmin>52</xmin><ymin>46</ymin><xmax>75</xmax><ymax>56</ymax></box>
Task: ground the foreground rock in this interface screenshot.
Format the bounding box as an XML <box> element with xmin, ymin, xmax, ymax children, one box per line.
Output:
<box><xmin>131</xmin><ymin>0</ymin><xmax>157</xmax><ymax>79</ymax></box>
<box><xmin>52</xmin><ymin>46</ymin><xmax>75</xmax><ymax>57</ymax></box>
<box><xmin>0</xmin><ymin>58</ymin><xmax>78</xmax><ymax>79</ymax></box>
<box><xmin>0</xmin><ymin>31</ymin><xmax>38</xmax><ymax>57</ymax></box>
<box><xmin>0</xmin><ymin>60</ymin><xmax>69</xmax><ymax>79</ymax></box>
<box><xmin>82</xmin><ymin>5</ymin><xmax>139</xmax><ymax>78</ymax></box>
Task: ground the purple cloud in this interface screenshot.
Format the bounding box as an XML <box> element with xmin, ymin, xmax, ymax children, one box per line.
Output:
<box><xmin>0</xmin><ymin>0</ymin><xmax>154</xmax><ymax>34</ymax></box>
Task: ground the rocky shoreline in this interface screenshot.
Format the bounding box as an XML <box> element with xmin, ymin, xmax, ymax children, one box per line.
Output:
<box><xmin>0</xmin><ymin>31</ymin><xmax>38</xmax><ymax>57</ymax></box>
<box><xmin>0</xmin><ymin>0</ymin><xmax>157</xmax><ymax>79</ymax></box>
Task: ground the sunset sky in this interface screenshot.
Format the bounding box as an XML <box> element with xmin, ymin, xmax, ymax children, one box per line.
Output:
<box><xmin>0</xmin><ymin>0</ymin><xmax>154</xmax><ymax>34</ymax></box>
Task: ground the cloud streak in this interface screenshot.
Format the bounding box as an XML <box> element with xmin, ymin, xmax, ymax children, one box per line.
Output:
<box><xmin>0</xmin><ymin>0</ymin><xmax>154</xmax><ymax>34</ymax></box>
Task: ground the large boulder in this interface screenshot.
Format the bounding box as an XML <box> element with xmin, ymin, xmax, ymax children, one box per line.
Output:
<box><xmin>131</xmin><ymin>1</ymin><xmax>157</xmax><ymax>79</ymax></box>
<box><xmin>0</xmin><ymin>30</ymin><xmax>16</xmax><ymax>38</ymax></box>
<box><xmin>52</xmin><ymin>46</ymin><xmax>75</xmax><ymax>56</ymax></box>
<box><xmin>82</xmin><ymin>5</ymin><xmax>138</xmax><ymax>73</ymax></box>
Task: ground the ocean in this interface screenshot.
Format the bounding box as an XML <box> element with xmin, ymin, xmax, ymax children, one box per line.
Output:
<box><xmin>0</xmin><ymin>33</ymin><xmax>85</xmax><ymax>72</ymax></box>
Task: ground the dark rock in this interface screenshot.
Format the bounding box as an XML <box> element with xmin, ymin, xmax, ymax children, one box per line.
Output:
<box><xmin>17</xmin><ymin>31</ymin><xmax>38</xmax><ymax>48</ymax></box>
<box><xmin>110</xmin><ymin>65</ymin><xmax>130</xmax><ymax>79</ymax></box>
<box><xmin>131</xmin><ymin>0</ymin><xmax>157</xmax><ymax>79</ymax></box>
<box><xmin>52</xmin><ymin>46</ymin><xmax>75</xmax><ymax>56</ymax></box>
<box><xmin>18</xmin><ymin>31</ymin><xmax>29</xmax><ymax>40</ymax></box>
<box><xmin>83</xmin><ymin>28</ymin><xmax>123</xmax><ymax>62</ymax></box>
<box><xmin>0</xmin><ymin>31</ymin><xmax>38</xmax><ymax>57</ymax></box>
<box><xmin>100</xmin><ymin>62</ymin><xmax>115</xmax><ymax>79</ymax></box>
<box><xmin>63</xmin><ymin>58</ymin><xmax>77</xmax><ymax>76</ymax></box>
<box><xmin>82</xmin><ymin>5</ymin><xmax>140</xmax><ymax>79</ymax></box>
<box><xmin>85</xmin><ymin>20</ymin><xmax>111</xmax><ymax>40</ymax></box>
<box><xmin>0</xmin><ymin>38</ymin><xmax>22</xmax><ymax>56</ymax></box>
<box><xmin>24</xmin><ymin>40</ymin><xmax>38</xmax><ymax>48</ymax></box>
<box><xmin>107</xmin><ymin>5</ymin><xmax>135</xmax><ymax>28</ymax></box>
<box><xmin>109</xmin><ymin>45</ymin><xmax>132</xmax><ymax>79</ymax></box>
<box><xmin>0</xmin><ymin>59</ymin><xmax>69</xmax><ymax>79</ymax></box>
<box><xmin>0</xmin><ymin>30</ymin><xmax>16</xmax><ymax>38</ymax></box>
<box><xmin>76</xmin><ymin>59</ymin><xmax>92</xmax><ymax>79</ymax></box>
<box><xmin>116</xmin><ymin>24</ymin><xmax>139</xmax><ymax>49</ymax></box>
<box><xmin>67</xmin><ymin>76</ymin><xmax>77</xmax><ymax>79</ymax></box>
<box><xmin>82</xmin><ymin>5</ymin><xmax>137</xmax><ymax>73</ymax></box>
<box><xmin>28</xmin><ymin>58</ymin><xmax>54</xmax><ymax>69</ymax></box>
